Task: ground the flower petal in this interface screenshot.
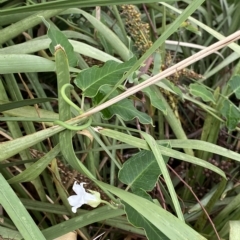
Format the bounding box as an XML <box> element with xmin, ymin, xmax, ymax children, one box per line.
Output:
<box><xmin>68</xmin><ymin>195</ymin><xmax>83</xmax><ymax>207</ymax></box>
<box><xmin>71</xmin><ymin>206</ymin><xmax>78</xmax><ymax>213</ymax></box>
<box><xmin>72</xmin><ymin>181</ymin><xmax>86</xmax><ymax>195</ymax></box>
<box><xmin>68</xmin><ymin>195</ymin><xmax>85</xmax><ymax>213</ymax></box>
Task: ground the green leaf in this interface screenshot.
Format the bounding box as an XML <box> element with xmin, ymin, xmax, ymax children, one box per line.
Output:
<box><xmin>74</xmin><ymin>57</ymin><xmax>136</xmax><ymax>98</ymax></box>
<box><xmin>132</xmin><ymin>188</ymin><xmax>153</xmax><ymax>201</ymax></box>
<box><xmin>0</xmin><ymin>226</ymin><xmax>22</xmax><ymax>240</ymax></box>
<box><xmin>189</xmin><ymin>83</ymin><xmax>215</xmax><ymax>103</ymax></box>
<box><xmin>127</xmin><ymin>71</ymin><xmax>138</xmax><ymax>84</ymax></box>
<box><xmin>41</xmin><ymin>17</ymin><xmax>78</xmax><ymax>67</ymax></box>
<box><xmin>55</xmin><ymin>40</ymin><xmax>81</xmax><ymax>213</ymax></box>
<box><xmin>77</xmin><ymin>8</ymin><xmax>131</xmax><ymax>61</ymax></box>
<box><xmin>229</xmin><ymin>75</ymin><xmax>240</xmax><ymax>99</ymax></box>
<box><xmin>0</xmin><ymin>54</ymin><xmax>55</xmax><ymax>74</ymax></box>
<box><xmin>124</xmin><ymin>201</ymin><xmax>170</xmax><ymax>240</ymax></box>
<box><xmin>96</xmin><ymin>86</ymin><xmax>153</xmax><ymax>125</ymax></box>
<box><xmin>41</xmin><ymin>206</ymin><xmax>124</xmax><ymax>239</ymax></box>
<box><xmin>143</xmin><ymin>85</ymin><xmax>167</xmax><ymax>114</ymax></box>
<box><xmin>95</xmin><ymin>9</ymin><xmax>128</xmax><ymax>46</ymax></box>
<box><xmin>194</xmin><ymin>179</ymin><xmax>227</xmax><ymax>232</ymax></box>
<box><xmin>99</xmin><ymin>129</ymin><xmax>226</xmax><ymax>179</ymax></box>
<box><xmin>229</xmin><ymin>221</ymin><xmax>240</xmax><ymax>240</ymax></box>
<box><xmin>152</xmin><ymin>52</ymin><xmax>162</xmax><ymax>76</ymax></box>
<box><xmin>0</xmin><ymin>174</ymin><xmax>46</xmax><ymax>240</ymax></box>
<box><xmin>161</xmin><ymin>79</ymin><xmax>183</xmax><ymax>99</ymax></box>
<box><xmin>220</xmin><ymin>100</ymin><xmax>240</xmax><ymax>131</ymax></box>
<box><xmin>96</xmin><ymin>31</ymin><xmax>114</xmax><ymax>56</ymax></box>
<box><xmin>141</xmin><ymin>132</ymin><xmax>184</xmax><ymax>221</ymax></box>
<box><xmin>8</xmin><ymin>145</ymin><xmax>60</xmax><ymax>184</ymax></box>
<box><xmin>119</xmin><ymin>150</ymin><xmax>167</xmax><ymax>191</ymax></box>
<box><xmin>181</xmin><ymin>21</ymin><xmax>201</xmax><ymax>36</ymax></box>
<box><xmin>98</xmin><ymin>181</ymin><xmax>207</xmax><ymax>240</ymax></box>
<box><xmin>0</xmin><ymin>98</ymin><xmax>56</xmax><ymax>112</ymax></box>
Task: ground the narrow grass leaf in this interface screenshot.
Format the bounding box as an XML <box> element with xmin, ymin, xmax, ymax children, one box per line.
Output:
<box><xmin>0</xmin><ymin>1</ymin><xmax>164</xmax><ymax>15</ymax></box>
<box><xmin>20</xmin><ymin>198</ymin><xmax>69</xmax><ymax>215</ymax></box>
<box><xmin>0</xmin><ymin>174</ymin><xmax>46</xmax><ymax>240</ymax></box>
<box><xmin>211</xmin><ymin>193</ymin><xmax>240</xmax><ymax>230</ymax></box>
<box><xmin>0</xmin><ymin>54</ymin><xmax>55</xmax><ymax>74</ymax></box>
<box><xmin>98</xmin><ymin>129</ymin><xmax>226</xmax><ymax>178</ymax></box>
<box><xmin>77</xmin><ymin>9</ymin><xmax>131</xmax><ymax>61</ymax></box>
<box><xmin>195</xmin><ymin>179</ymin><xmax>227</xmax><ymax>232</ymax></box>
<box><xmin>0</xmin><ymin>9</ymin><xmax>63</xmax><ymax>44</ymax></box>
<box><xmin>141</xmin><ymin>132</ymin><xmax>184</xmax><ymax>221</ymax></box>
<box><xmin>158</xmin><ymin>139</ymin><xmax>240</xmax><ymax>162</ymax></box>
<box><xmin>41</xmin><ymin>206</ymin><xmax>124</xmax><ymax>240</ymax></box>
<box><xmin>160</xmin><ymin>2</ymin><xmax>240</xmax><ymax>55</ymax></box>
<box><xmin>98</xmin><ymin>181</ymin><xmax>207</xmax><ymax>240</ymax></box>
<box><xmin>0</xmin><ymin>126</ymin><xmax>63</xmax><ymax>162</ymax></box>
<box><xmin>55</xmin><ymin>43</ymin><xmax>80</xmax><ymax>213</ymax></box>
<box><xmin>55</xmin><ymin>43</ymin><xmax>95</xmax><ymax>179</ymax></box>
<box><xmin>0</xmin><ymin>98</ymin><xmax>56</xmax><ymax>112</ymax></box>
<box><xmin>0</xmin><ymin>38</ymin><xmax>119</xmax><ymax>63</ymax></box>
<box><xmin>7</xmin><ymin>144</ymin><xmax>60</xmax><ymax>184</ymax></box>
<box><xmin>124</xmin><ymin>202</ymin><xmax>170</xmax><ymax>240</ymax></box>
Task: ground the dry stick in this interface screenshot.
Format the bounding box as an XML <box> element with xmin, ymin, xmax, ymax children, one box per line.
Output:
<box><xmin>143</xmin><ymin>4</ymin><xmax>158</xmax><ymax>40</ymax></box>
<box><xmin>156</xmin><ymin>181</ymin><xmax>167</xmax><ymax>210</ymax></box>
<box><xmin>167</xmin><ymin>164</ymin><xmax>220</xmax><ymax>240</ymax></box>
<box><xmin>72</xmin><ymin>30</ymin><xmax>240</xmax><ymax>121</ymax></box>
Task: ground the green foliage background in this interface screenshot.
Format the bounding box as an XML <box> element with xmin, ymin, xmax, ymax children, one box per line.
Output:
<box><xmin>0</xmin><ymin>1</ymin><xmax>240</xmax><ymax>239</ymax></box>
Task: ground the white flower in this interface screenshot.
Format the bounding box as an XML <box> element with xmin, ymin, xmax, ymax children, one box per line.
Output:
<box><xmin>67</xmin><ymin>181</ymin><xmax>101</xmax><ymax>213</ymax></box>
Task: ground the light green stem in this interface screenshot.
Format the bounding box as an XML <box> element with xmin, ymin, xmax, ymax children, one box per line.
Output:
<box><xmin>60</xmin><ymin>83</ymin><xmax>82</xmax><ymax>113</ymax></box>
<box><xmin>53</xmin><ymin>119</ymin><xmax>92</xmax><ymax>131</ymax></box>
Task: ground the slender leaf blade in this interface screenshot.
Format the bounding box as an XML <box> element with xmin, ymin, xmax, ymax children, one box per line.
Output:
<box><xmin>0</xmin><ymin>174</ymin><xmax>46</xmax><ymax>240</ymax></box>
<box><xmin>98</xmin><ymin>181</ymin><xmax>207</xmax><ymax>240</ymax></box>
<box><xmin>141</xmin><ymin>133</ymin><xmax>184</xmax><ymax>221</ymax></box>
<box><xmin>8</xmin><ymin>145</ymin><xmax>60</xmax><ymax>184</ymax></box>
<box><xmin>124</xmin><ymin>201</ymin><xmax>170</xmax><ymax>240</ymax></box>
<box><xmin>189</xmin><ymin>83</ymin><xmax>215</xmax><ymax>103</ymax></box>
<box><xmin>98</xmin><ymin>129</ymin><xmax>226</xmax><ymax>178</ymax></box>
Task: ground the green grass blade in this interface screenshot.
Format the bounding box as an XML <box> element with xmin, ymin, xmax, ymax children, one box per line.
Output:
<box><xmin>41</xmin><ymin>206</ymin><xmax>124</xmax><ymax>239</ymax></box>
<box><xmin>98</xmin><ymin>128</ymin><xmax>226</xmax><ymax>178</ymax></box>
<box><xmin>0</xmin><ymin>174</ymin><xmax>46</xmax><ymax>240</ymax></box>
<box><xmin>142</xmin><ymin>132</ymin><xmax>184</xmax><ymax>221</ymax></box>
<box><xmin>0</xmin><ymin>9</ymin><xmax>64</xmax><ymax>45</ymax></box>
<box><xmin>98</xmin><ymin>181</ymin><xmax>207</xmax><ymax>240</ymax></box>
<box><xmin>7</xmin><ymin>144</ymin><xmax>60</xmax><ymax>184</ymax></box>
<box><xmin>161</xmin><ymin>2</ymin><xmax>240</xmax><ymax>55</ymax></box>
<box><xmin>0</xmin><ymin>0</ymin><xmax>168</xmax><ymax>15</ymax></box>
